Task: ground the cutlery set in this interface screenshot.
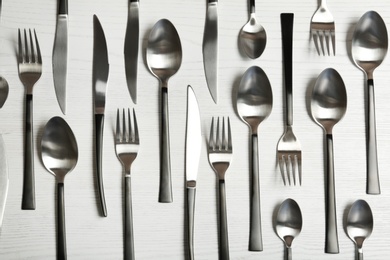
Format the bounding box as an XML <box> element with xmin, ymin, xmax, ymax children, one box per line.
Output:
<box><xmin>0</xmin><ymin>0</ymin><xmax>387</xmax><ymax>259</ymax></box>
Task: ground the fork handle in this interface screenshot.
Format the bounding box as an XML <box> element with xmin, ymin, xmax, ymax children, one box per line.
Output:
<box><xmin>95</xmin><ymin>114</ymin><xmax>107</xmax><ymax>217</ymax></box>
<box><xmin>124</xmin><ymin>176</ymin><xmax>135</xmax><ymax>260</ymax></box>
<box><xmin>22</xmin><ymin>94</ymin><xmax>35</xmax><ymax>210</ymax></box>
<box><xmin>249</xmin><ymin>134</ymin><xmax>263</xmax><ymax>251</ymax></box>
<box><xmin>281</xmin><ymin>13</ymin><xmax>294</xmax><ymax>126</ymax></box>
<box><xmin>218</xmin><ymin>180</ymin><xmax>229</xmax><ymax>260</ymax></box>
<box><xmin>325</xmin><ymin>134</ymin><xmax>339</xmax><ymax>253</ymax></box>
<box><xmin>186</xmin><ymin>187</ymin><xmax>196</xmax><ymax>260</ymax></box>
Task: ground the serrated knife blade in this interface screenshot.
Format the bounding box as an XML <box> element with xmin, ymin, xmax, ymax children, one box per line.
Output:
<box><xmin>0</xmin><ymin>135</ymin><xmax>8</xmax><ymax>229</ymax></box>
<box><xmin>52</xmin><ymin>0</ymin><xmax>68</xmax><ymax>114</ymax></box>
<box><xmin>202</xmin><ymin>0</ymin><xmax>218</xmax><ymax>103</ymax></box>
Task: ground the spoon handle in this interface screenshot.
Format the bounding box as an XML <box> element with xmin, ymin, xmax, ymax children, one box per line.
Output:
<box><xmin>124</xmin><ymin>176</ymin><xmax>135</xmax><ymax>260</ymax></box>
<box><xmin>158</xmin><ymin>88</ymin><xmax>173</xmax><ymax>203</ymax></box>
<box><xmin>286</xmin><ymin>247</ymin><xmax>292</xmax><ymax>260</ymax></box>
<box><xmin>281</xmin><ymin>13</ymin><xmax>294</xmax><ymax>126</ymax></box>
<box><xmin>358</xmin><ymin>249</ymin><xmax>363</xmax><ymax>260</ymax></box>
<box><xmin>218</xmin><ymin>180</ymin><xmax>230</xmax><ymax>260</ymax></box>
<box><xmin>325</xmin><ymin>134</ymin><xmax>339</xmax><ymax>253</ymax></box>
<box><xmin>366</xmin><ymin>79</ymin><xmax>380</xmax><ymax>194</ymax></box>
<box><xmin>57</xmin><ymin>183</ymin><xmax>67</xmax><ymax>260</ymax></box>
<box><xmin>249</xmin><ymin>134</ymin><xmax>263</xmax><ymax>251</ymax></box>
<box><xmin>249</xmin><ymin>0</ymin><xmax>255</xmax><ymax>14</ymax></box>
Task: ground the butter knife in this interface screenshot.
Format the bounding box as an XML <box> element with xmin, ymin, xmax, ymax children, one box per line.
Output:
<box><xmin>185</xmin><ymin>86</ymin><xmax>202</xmax><ymax>260</ymax></box>
<box><xmin>124</xmin><ymin>0</ymin><xmax>139</xmax><ymax>104</ymax></box>
<box><xmin>52</xmin><ymin>0</ymin><xmax>68</xmax><ymax>114</ymax></box>
<box><xmin>93</xmin><ymin>15</ymin><xmax>109</xmax><ymax>217</ymax></box>
<box><xmin>202</xmin><ymin>0</ymin><xmax>218</xmax><ymax>103</ymax></box>
<box><xmin>0</xmin><ymin>135</ymin><xmax>8</xmax><ymax>230</ymax></box>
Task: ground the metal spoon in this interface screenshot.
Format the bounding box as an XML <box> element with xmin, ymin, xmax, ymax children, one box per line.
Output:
<box><xmin>41</xmin><ymin>117</ymin><xmax>78</xmax><ymax>260</ymax></box>
<box><xmin>0</xmin><ymin>76</ymin><xmax>9</xmax><ymax>108</ymax></box>
<box><xmin>146</xmin><ymin>19</ymin><xmax>182</xmax><ymax>203</ymax></box>
<box><xmin>346</xmin><ymin>199</ymin><xmax>374</xmax><ymax>260</ymax></box>
<box><xmin>352</xmin><ymin>11</ymin><xmax>388</xmax><ymax>195</ymax></box>
<box><xmin>311</xmin><ymin>68</ymin><xmax>347</xmax><ymax>254</ymax></box>
<box><xmin>236</xmin><ymin>66</ymin><xmax>272</xmax><ymax>251</ymax></box>
<box><xmin>275</xmin><ymin>198</ymin><xmax>302</xmax><ymax>260</ymax></box>
<box><xmin>239</xmin><ymin>0</ymin><xmax>267</xmax><ymax>59</ymax></box>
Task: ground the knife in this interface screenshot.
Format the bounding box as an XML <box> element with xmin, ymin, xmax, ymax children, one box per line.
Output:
<box><xmin>202</xmin><ymin>0</ymin><xmax>218</xmax><ymax>104</ymax></box>
<box><xmin>185</xmin><ymin>86</ymin><xmax>202</xmax><ymax>260</ymax></box>
<box><xmin>52</xmin><ymin>0</ymin><xmax>68</xmax><ymax>114</ymax></box>
<box><xmin>124</xmin><ymin>0</ymin><xmax>139</xmax><ymax>104</ymax></box>
<box><xmin>0</xmin><ymin>135</ymin><xmax>8</xmax><ymax>230</ymax></box>
<box><xmin>93</xmin><ymin>15</ymin><xmax>109</xmax><ymax>217</ymax></box>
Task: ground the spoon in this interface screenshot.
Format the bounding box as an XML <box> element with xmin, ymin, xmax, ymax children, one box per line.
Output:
<box><xmin>346</xmin><ymin>199</ymin><xmax>374</xmax><ymax>260</ymax></box>
<box><xmin>146</xmin><ymin>19</ymin><xmax>182</xmax><ymax>203</ymax></box>
<box><xmin>0</xmin><ymin>76</ymin><xmax>9</xmax><ymax>108</ymax></box>
<box><xmin>41</xmin><ymin>117</ymin><xmax>78</xmax><ymax>260</ymax></box>
<box><xmin>275</xmin><ymin>198</ymin><xmax>303</xmax><ymax>260</ymax></box>
<box><xmin>239</xmin><ymin>0</ymin><xmax>267</xmax><ymax>59</ymax></box>
<box><xmin>311</xmin><ymin>68</ymin><xmax>347</xmax><ymax>254</ymax></box>
<box><xmin>236</xmin><ymin>65</ymin><xmax>272</xmax><ymax>251</ymax></box>
<box><xmin>351</xmin><ymin>11</ymin><xmax>388</xmax><ymax>195</ymax></box>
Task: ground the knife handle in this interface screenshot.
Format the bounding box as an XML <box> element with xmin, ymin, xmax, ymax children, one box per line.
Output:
<box><xmin>57</xmin><ymin>183</ymin><xmax>67</xmax><ymax>260</ymax></box>
<box><xmin>158</xmin><ymin>88</ymin><xmax>173</xmax><ymax>203</ymax></box>
<box><xmin>187</xmin><ymin>187</ymin><xmax>196</xmax><ymax>260</ymax></box>
<box><xmin>58</xmin><ymin>0</ymin><xmax>68</xmax><ymax>15</ymax></box>
<box><xmin>22</xmin><ymin>94</ymin><xmax>35</xmax><ymax>210</ymax></box>
<box><xmin>130</xmin><ymin>0</ymin><xmax>139</xmax><ymax>2</ymax></box>
<box><xmin>95</xmin><ymin>114</ymin><xmax>107</xmax><ymax>216</ymax></box>
<box><xmin>124</xmin><ymin>176</ymin><xmax>135</xmax><ymax>260</ymax></box>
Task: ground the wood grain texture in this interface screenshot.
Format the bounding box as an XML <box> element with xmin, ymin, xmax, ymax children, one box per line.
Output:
<box><xmin>0</xmin><ymin>0</ymin><xmax>389</xmax><ymax>259</ymax></box>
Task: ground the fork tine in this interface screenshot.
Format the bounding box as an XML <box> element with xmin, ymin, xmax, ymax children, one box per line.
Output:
<box><xmin>227</xmin><ymin>117</ymin><xmax>232</xmax><ymax>151</ymax></box>
<box><xmin>29</xmin><ymin>29</ymin><xmax>35</xmax><ymax>63</ymax></box>
<box><xmin>278</xmin><ymin>155</ymin><xmax>287</xmax><ymax>186</ymax></box>
<box><xmin>325</xmin><ymin>31</ymin><xmax>331</xmax><ymax>56</ymax></box>
<box><xmin>298</xmin><ymin>155</ymin><xmax>302</xmax><ymax>185</ymax></box>
<box><xmin>216</xmin><ymin>117</ymin><xmax>220</xmax><ymax>150</ymax></box>
<box><xmin>127</xmin><ymin>108</ymin><xmax>133</xmax><ymax>142</ymax></box>
<box><xmin>318</xmin><ymin>31</ymin><xmax>325</xmax><ymax>56</ymax></box>
<box><xmin>133</xmin><ymin>109</ymin><xmax>139</xmax><ymax>144</ymax></box>
<box><xmin>221</xmin><ymin>117</ymin><xmax>226</xmax><ymax>150</ymax></box>
<box><xmin>312</xmin><ymin>31</ymin><xmax>321</xmax><ymax>56</ymax></box>
<box><xmin>18</xmin><ymin>29</ymin><xmax>23</xmax><ymax>63</ymax></box>
<box><xmin>291</xmin><ymin>155</ymin><xmax>297</xmax><ymax>185</ymax></box>
<box><xmin>23</xmin><ymin>29</ymin><xmax>29</xmax><ymax>62</ymax></box>
<box><xmin>331</xmin><ymin>31</ymin><xmax>336</xmax><ymax>56</ymax></box>
<box><xmin>122</xmin><ymin>109</ymin><xmax>127</xmax><ymax>141</ymax></box>
<box><xmin>33</xmin><ymin>30</ymin><xmax>42</xmax><ymax>64</ymax></box>
<box><xmin>116</xmin><ymin>109</ymin><xmax>121</xmax><ymax>142</ymax></box>
<box><xmin>209</xmin><ymin>117</ymin><xmax>215</xmax><ymax>150</ymax></box>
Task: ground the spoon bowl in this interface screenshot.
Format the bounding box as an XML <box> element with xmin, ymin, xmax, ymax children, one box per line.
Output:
<box><xmin>0</xmin><ymin>76</ymin><xmax>8</xmax><ymax>108</ymax></box>
<box><xmin>239</xmin><ymin>1</ymin><xmax>267</xmax><ymax>59</ymax></box>
<box><xmin>346</xmin><ymin>200</ymin><xmax>373</xmax><ymax>260</ymax></box>
<box><xmin>275</xmin><ymin>198</ymin><xmax>302</xmax><ymax>259</ymax></box>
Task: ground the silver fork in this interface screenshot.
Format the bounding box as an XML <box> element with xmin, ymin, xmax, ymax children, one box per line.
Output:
<box><xmin>310</xmin><ymin>0</ymin><xmax>336</xmax><ymax>55</ymax></box>
<box><xmin>208</xmin><ymin>117</ymin><xmax>232</xmax><ymax>260</ymax></box>
<box><xmin>278</xmin><ymin>14</ymin><xmax>302</xmax><ymax>186</ymax></box>
<box><xmin>18</xmin><ymin>29</ymin><xmax>42</xmax><ymax>210</ymax></box>
<box><xmin>115</xmin><ymin>108</ymin><xmax>139</xmax><ymax>260</ymax></box>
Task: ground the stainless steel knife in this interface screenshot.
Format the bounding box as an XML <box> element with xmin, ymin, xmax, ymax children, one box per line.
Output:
<box><xmin>202</xmin><ymin>0</ymin><xmax>218</xmax><ymax>104</ymax></box>
<box><xmin>185</xmin><ymin>86</ymin><xmax>202</xmax><ymax>260</ymax></box>
<box><xmin>52</xmin><ymin>0</ymin><xmax>68</xmax><ymax>114</ymax></box>
<box><xmin>0</xmin><ymin>135</ymin><xmax>8</xmax><ymax>229</ymax></box>
<box><xmin>93</xmin><ymin>15</ymin><xmax>109</xmax><ymax>217</ymax></box>
<box><xmin>124</xmin><ymin>0</ymin><xmax>139</xmax><ymax>104</ymax></box>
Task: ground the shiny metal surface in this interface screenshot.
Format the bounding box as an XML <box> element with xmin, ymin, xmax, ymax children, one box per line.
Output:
<box><xmin>239</xmin><ymin>0</ymin><xmax>266</xmax><ymax>59</ymax></box>
<box><xmin>124</xmin><ymin>0</ymin><xmax>139</xmax><ymax>104</ymax></box>
<box><xmin>236</xmin><ymin>65</ymin><xmax>272</xmax><ymax>251</ymax></box>
<box><xmin>202</xmin><ymin>0</ymin><xmax>218</xmax><ymax>103</ymax></box>
<box><xmin>311</xmin><ymin>68</ymin><xmax>346</xmax><ymax>254</ymax></box>
<box><xmin>352</xmin><ymin>11</ymin><xmax>388</xmax><ymax>195</ymax></box>
<box><xmin>0</xmin><ymin>76</ymin><xmax>9</xmax><ymax>108</ymax></box>
<box><xmin>0</xmin><ymin>135</ymin><xmax>8</xmax><ymax>229</ymax></box>
<box><xmin>146</xmin><ymin>19</ymin><xmax>182</xmax><ymax>203</ymax></box>
<box><xmin>275</xmin><ymin>198</ymin><xmax>302</xmax><ymax>260</ymax></box>
<box><xmin>93</xmin><ymin>15</ymin><xmax>109</xmax><ymax>115</ymax></box>
<box><xmin>346</xmin><ymin>200</ymin><xmax>373</xmax><ymax>260</ymax></box>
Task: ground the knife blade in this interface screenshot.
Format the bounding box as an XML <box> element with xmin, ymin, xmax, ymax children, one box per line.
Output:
<box><xmin>93</xmin><ymin>14</ymin><xmax>109</xmax><ymax>217</ymax></box>
<box><xmin>185</xmin><ymin>85</ymin><xmax>202</xmax><ymax>260</ymax></box>
<box><xmin>52</xmin><ymin>0</ymin><xmax>68</xmax><ymax>114</ymax></box>
<box><xmin>124</xmin><ymin>0</ymin><xmax>139</xmax><ymax>104</ymax></box>
<box><xmin>0</xmin><ymin>135</ymin><xmax>8</xmax><ymax>229</ymax></box>
<box><xmin>202</xmin><ymin>0</ymin><xmax>218</xmax><ymax>104</ymax></box>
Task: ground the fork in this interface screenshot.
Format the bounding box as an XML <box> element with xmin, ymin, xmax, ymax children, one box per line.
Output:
<box><xmin>115</xmin><ymin>108</ymin><xmax>139</xmax><ymax>260</ymax></box>
<box><xmin>278</xmin><ymin>14</ymin><xmax>302</xmax><ymax>186</ymax></box>
<box><xmin>208</xmin><ymin>117</ymin><xmax>231</xmax><ymax>260</ymax></box>
<box><xmin>18</xmin><ymin>29</ymin><xmax>42</xmax><ymax>210</ymax></box>
<box><xmin>310</xmin><ymin>0</ymin><xmax>336</xmax><ymax>55</ymax></box>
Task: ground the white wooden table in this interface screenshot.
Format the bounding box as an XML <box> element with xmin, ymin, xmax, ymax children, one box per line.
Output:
<box><xmin>0</xmin><ymin>0</ymin><xmax>389</xmax><ymax>259</ymax></box>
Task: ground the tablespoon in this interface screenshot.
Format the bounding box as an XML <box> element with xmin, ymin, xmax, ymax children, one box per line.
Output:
<box><xmin>275</xmin><ymin>198</ymin><xmax>302</xmax><ymax>260</ymax></box>
<box><xmin>41</xmin><ymin>117</ymin><xmax>78</xmax><ymax>260</ymax></box>
<box><xmin>239</xmin><ymin>0</ymin><xmax>267</xmax><ymax>59</ymax></box>
<box><xmin>352</xmin><ymin>11</ymin><xmax>388</xmax><ymax>195</ymax></box>
<box><xmin>346</xmin><ymin>199</ymin><xmax>373</xmax><ymax>260</ymax></box>
<box><xmin>146</xmin><ymin>19</ymin><xmax>182</xmax><ymax>203</ymax></box>
<box><xmin>311</xmin><ymin>68</ymin><xmax>347</xmax><ymax>254</ymax></box>
<box><xmin>0</xmin><ymin>76</ymin><xmax>8</xmax><ymax>108</ymax></box>
<box><xmin>236</xmin><ymin>65</ymin><xmax>272</xmax><ymax>251</ymax></box>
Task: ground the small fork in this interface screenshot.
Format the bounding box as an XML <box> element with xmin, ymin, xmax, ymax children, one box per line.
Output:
<box><xmin>18</xmin><ymin>29</ymin><xmax>42</xmax><ymax>210</ymax></box>
<box><xmin>310</xmin><ymin>0</ymin><xmax>336</xmax><ymax>55</ymax></box>
<box><xmin>115</xmin><ymin>108</ymin><xmax>139</xmax><ymax>260</ymax></box>
<box><xmin>208</xmin><ymin>117</ymin><xmax>231</xmax><ymax>260</ymax></box>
